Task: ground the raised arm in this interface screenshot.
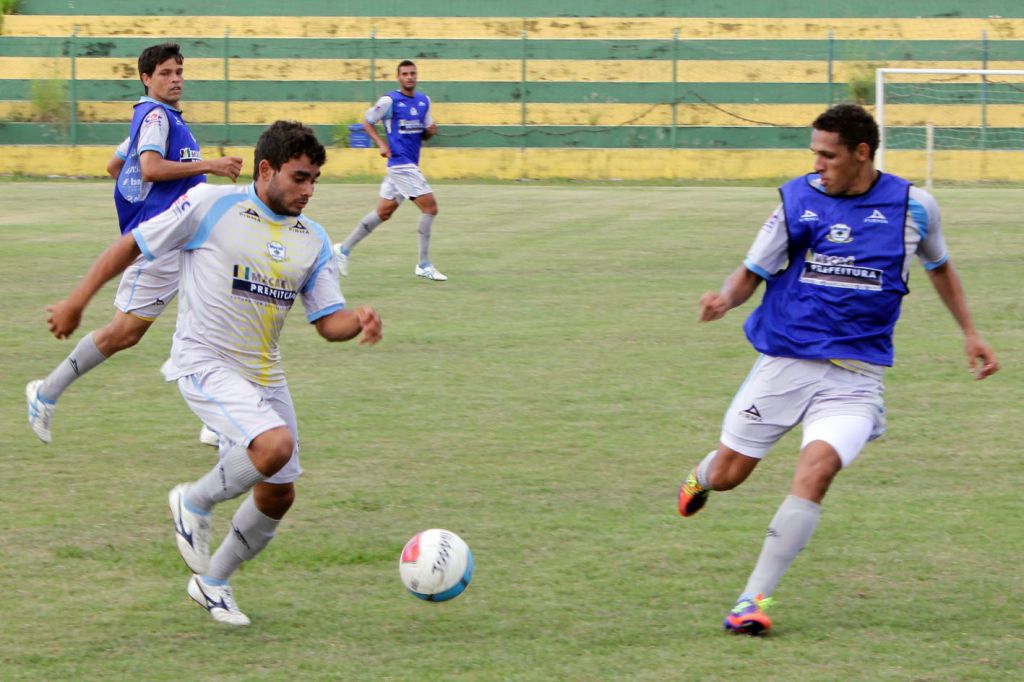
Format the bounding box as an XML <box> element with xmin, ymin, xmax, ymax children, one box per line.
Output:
<box><xmin>699</xmin><ymin>264</ymin><xmax>764</xmax><ymax>322</ymax></box>
<box><xmin>47</xmin><ymin>233</ymin><xmax>142</xmax><ymax>339</ymax></box>
<box><xmin>926</xmin><ymin>261</ymin><xmax>999</xmax><ymax>379</ymax></box>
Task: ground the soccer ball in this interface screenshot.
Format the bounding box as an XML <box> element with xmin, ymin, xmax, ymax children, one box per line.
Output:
<box><xmin>399</xmin><ymin>528</ymin><xmax>473</xmax><ymax>601</ymax></box>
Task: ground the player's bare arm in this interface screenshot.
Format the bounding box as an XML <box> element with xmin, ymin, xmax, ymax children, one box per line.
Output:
<box><xmin>106</xmin><ymin>154</ymin><xmax>125</xmax><ymax>179</ymax></box>
<box><xmin>47</xmin><ymin>233</ymin><xmax>142</xmax><ymax>339</ymax></box>
<box><xmin>139</xmin><ymin>150</ymin><xmax>243</xmax><ymax>182</ymax></box>
<box><xmin>699</xmin><ymin>265</ymin><xmax>763</xmax><ymax>322</ymax></box>
<box><xmin>925</xmin><ymin>261</ymin><xmax>999</xmax><ymax>379</ymax></box>
<box><xmin>363</xmin><ymin>122</ymin><xmax>391</xmax><ymax>158</ymax></box>
<box><xmin>313</xmin><ymin>306</ymin><xmax>383</xmax><ymax>345</ymax></box>
<box><xmin>422</xmin><ymin>122</ymin><xmax>438</xmax><ymax>141</ymax></box>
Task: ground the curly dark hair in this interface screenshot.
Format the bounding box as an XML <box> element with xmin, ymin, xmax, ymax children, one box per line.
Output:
<box><xmin>137</xmin><ymin>43</ymin><xmax>183</xmax><ymax>94</ymax></box>
<box><xmin>813</xmin><ymin>103</ymin><xmax>880</xmax><ymax>159</ymax></box>
<box><xmin>253</xmin><ymin>120</ymin><xmax>327</xmax><ymax>178</ymax></box>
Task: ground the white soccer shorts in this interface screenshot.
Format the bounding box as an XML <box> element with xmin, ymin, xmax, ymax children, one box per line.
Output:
<box><xmin>176</xmin><ymin>367</ymin><xmax>303</xmax><ymax>484</ymax></box>
<box><xmin>379</xmin><ymin>164</ymin><xmax>433</xmax><ymax>203</ymax></box>
<box><xmin>720</xmin><ymin>354</ymin><xmax>886</xmax><ymax>466</ymax></box>
<box><xmin>113</xmin><ymin>250</ymin><xmax>179</xmax><ymax>320</ymax></box>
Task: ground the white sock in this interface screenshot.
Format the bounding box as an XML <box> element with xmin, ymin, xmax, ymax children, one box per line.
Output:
<box><xmin>742</xmin><ymin>495</ymin><xmax>822</xmax><ymax>597</ymax></box>
<box><xmin>417</xmin><ymin>213</ymin><xmax>435</xmax><ymax>264</ymax></box>
<box><xmin>205</xmin><ymin>494</ymin><xmax>280</xmax><ymax>582</ymax></box>
<box><xmin>39</xmin><ymin>332</ymin><xmax>107</xmax><ymax>402</ymax></box>
<box><xmin>186</xmin><ymin>445</ymin><xmax>266</xmax><ymax>513</ymax></box>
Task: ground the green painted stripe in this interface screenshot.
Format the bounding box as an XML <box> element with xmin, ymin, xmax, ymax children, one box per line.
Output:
<box><xmin>0</xmin><ymin>79</ymin><xmax>836</xmax><ymax>103</ymax></box>
<box><xmin>4</xmin><ymin>36</ymin><xmax>1024</xmax><ymax>61</ymax></box>
<box><xmin>5</xmin><ymin>121</ymin><xmax>1023</xmax><ymax>150</ymax></box>
<box><xmin>16</xmin><ymin>0</ymin><xmax>1024</xmax><ymax>18</ymax></box>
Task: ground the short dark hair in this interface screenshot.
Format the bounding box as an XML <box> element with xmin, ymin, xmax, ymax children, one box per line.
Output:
<box><xmin>138</xmin><ymin>43</ymin><xmax>183</xmax><ymax>94</ymax></box>
<box><xmin>397</xmin><ymin>59</ymin><xmax>416</xmax><ymax>72</ymax></box>
<box><xmin>813</xmin><ymin>103</ymin><xmax>880</xmax><ymax>159</ymax></box>
<box><xmin>254</xmin><ymin>120</ymin><xmax>327</xmax><ymax>178</ymax></box>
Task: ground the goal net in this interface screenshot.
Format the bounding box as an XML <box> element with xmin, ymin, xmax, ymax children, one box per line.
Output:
<box><xmin>875</xmin><ymin>68</ymin><xmax>1024</xmax><ymax>187</ymax></box>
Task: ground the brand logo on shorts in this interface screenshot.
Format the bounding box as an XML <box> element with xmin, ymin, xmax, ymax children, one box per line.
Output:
<box><xmin>267</xmin><ymin>241</ymin><xmax>287</xmax><ymax>262</ymax></box>
<box><xmin>740</xmin><ymin>404</ymin><xmax>763</xmax><ymax>422</ymax></box>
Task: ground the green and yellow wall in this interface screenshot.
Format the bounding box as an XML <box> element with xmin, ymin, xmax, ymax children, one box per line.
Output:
<box><xmin>2</xmin><ymin>1</ymin><xmax>1024</xmax><ymax>182</ymax></box>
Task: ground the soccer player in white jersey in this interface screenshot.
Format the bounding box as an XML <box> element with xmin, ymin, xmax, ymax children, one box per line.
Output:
<box><xmin>26</xmin><ymin>43</ymin><xmax>243</xmax><ymax>446</ymax></box>
<box><xmin>676</xmin><ymin>104</ymin><xmax>999</xmax><ymax>635</ymax></box>
<box><xmin>333</xmin><ymin>60</ymin><xmax>447</xmax><ymax>281</ymax></box>
<box><xmin>45</xmin><ymin>121</ymin><xmax>382</xmax><ymax>626</ymax></box>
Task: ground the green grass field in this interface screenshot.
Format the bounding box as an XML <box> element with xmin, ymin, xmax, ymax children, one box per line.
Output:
<box><xmin>1</xmin><ymin>181</ymin><xmax>1021</xmax><ymax>680</ymax></box>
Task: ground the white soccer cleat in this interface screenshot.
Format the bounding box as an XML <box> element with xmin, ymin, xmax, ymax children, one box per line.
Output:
<box><xmin>198</xmin><ymin>425</ymin><xmax>220</xmax><ymax>448</ymax></box>
<box><xmin>187</xmin><ymin>574</ymin><xmax>251</xmax><ymax>626</ymax></box>
<box><xmin>333</xmin><ymin>243</ymin><xmax>349</xmax><ymax>277</ymax></box>
<box><xmin>168</xmin><ymin>483</ymin><xmax>211</xmax><ymax>574</ymax></box>
<box><xmin>26</xmin><ymin>379</ymin><xmax>55</xmax><ymax>444</ymax></box>
<box><xmin>415</xmin><ymin>263</ymin><xmax>448</xmax><ymax>281</ymax></box>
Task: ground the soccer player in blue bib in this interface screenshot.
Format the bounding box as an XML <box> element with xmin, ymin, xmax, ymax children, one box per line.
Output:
<box><xmin>26</xmin><ymin>43</ymin><xmax>243</xmax><ymax>445</ymax></box>
<box><xmin>44</xmin><ymin>121</ymin><xmax>382</xmax><ymax>625</ymax></box>
<box><xmin>676</xmin><ymin>104</ymin><xmax>999</xmax><ymax>635</ymax></box>
<box><xmin>333</xmin><ymin>60</ymin><xmax>447</xmax><ymax>281</ymax></box>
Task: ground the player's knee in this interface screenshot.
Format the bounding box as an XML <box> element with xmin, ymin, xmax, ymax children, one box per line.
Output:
<box><xmin>249</xmin><ymin>427</ymin><xmax>295</xmax><ymax>476</ymax></box>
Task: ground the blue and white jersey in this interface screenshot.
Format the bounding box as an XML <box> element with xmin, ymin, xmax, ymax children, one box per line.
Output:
<box><xmin>742</xmin><ymin>173</ymin><xmax>948</xmax><ymax>367</ymax></box>
<box><xmin>115</xmin><ymin>97</ymin><xmax>205</xmax><ymax>234</ymax></box>
<box><xmin>366</xmin><ymin>90</ymin><xmax>434</xmax><ymax>167</ymax></box>
<box><xmin>132</xmin><ymin>183</ymin><xmax>345</xmax><ymax>386</ymax></box>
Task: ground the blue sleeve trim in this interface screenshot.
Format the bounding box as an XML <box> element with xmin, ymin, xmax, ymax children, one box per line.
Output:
<box><xmin>924</xmin><ymin>254</ymin><xmax>949</xmax><ymax>271</ymax></box>
<box><xmin>133</xmin><ymin>230</ymin><xmax>155</xmax><ymax>261</ymax></box>
<box><xmin>300</xmin><ymin>219</ymin><xmax>334</xmax><ymax>293</ymax></box>
<box><xmin>183</xmin><ymin>192</ymin><xmax>247</xmax><ymax>251</ymax></box>
<box><xmin>908</xmin><ymin>197</ymin><xmax>929</xmax><ymax>239</ymax></box>
<box><xmin>138</xmin><ymin>144</ymin><xmax>166</xmax><ymax>157</ymax></box>
<box><xmin>115</xmin><ymin>150</ymin><xmax>128</xmax><ymax>160</ymax></box>
<box><xmin>307</xmin><ymin>303</ymin><xmax>344</xmax><ymax>323</ymax></box>
<box><xmin>744</xmin><ymin>258</ymin><xmax>772</xmax><ymax>280</ymax></box>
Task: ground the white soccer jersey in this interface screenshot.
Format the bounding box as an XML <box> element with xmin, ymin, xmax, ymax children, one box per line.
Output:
<box><xmin>133</xmin><ymin>183</ymin><xmax>345</xmax><ymax>386</ymax></box>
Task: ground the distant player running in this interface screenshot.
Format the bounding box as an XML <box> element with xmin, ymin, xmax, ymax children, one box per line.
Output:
<box><xmin>333</xmin><ymin>59</ymin><xmax>447</xmax><ymax>281</ymax></box>
<box><xmin>676</xmin><ymin>104</ymin><xmax>999</xmax><ymax>635</ymax></box>
<box><xmin>44</xmin><ymin>120</ymin><xmax>382</xmax><ymax>626</ymax></box>
<box><xmin>26</xmin><ymin>42</ymin><xmax>242</xmax><ymax>445</ymax></box>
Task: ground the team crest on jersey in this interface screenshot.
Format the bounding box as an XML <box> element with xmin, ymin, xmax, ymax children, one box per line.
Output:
<box><xmin>267</xmin><ymin>241</ymin><xmax>287</xmax><ymax>262</ymax></box>
<box><xmin>865</xmin><ymin>209</ymin><xmax>888</xmax><ymax>223</ymax></box>
<box><xmin>409</xmin><ymin>107</ymin><xmax>418</xmax><ymax>116</ymax></box>
<box><xmin>826</xmin><ymin>223</ymin><xmax>853</xmax><ymax>243</ymax></box>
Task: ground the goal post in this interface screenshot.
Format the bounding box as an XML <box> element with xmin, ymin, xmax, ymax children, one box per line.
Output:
<box><xmin>875</xmin><ymin>67</ymin><xmax>1024</xmax><ymax>185</ymax></box>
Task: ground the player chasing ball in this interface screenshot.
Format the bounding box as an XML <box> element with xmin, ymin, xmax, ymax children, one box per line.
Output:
<box><xmin>43</xmin><ymin>120</ymin><xmax>382</xmax><ymax>626</ymax></box>
<box><xmin>677</xmin><ymin>103</ymin><xmax>999</xmax><ymax>636</ymax></box>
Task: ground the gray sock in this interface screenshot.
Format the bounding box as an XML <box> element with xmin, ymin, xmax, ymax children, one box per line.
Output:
<box><xmin>695</xmin><ymin>449</ymin><xmax>718</xmax><ymax>489</ymax></box>
<box><xmin>341</xmin><ymin>210</ymin><xmax>383</xmax><ymax>252</ymax></box>
<box><xmin>742</xmin><ymin>495</ymin><xmax>822</xmax><ymax>597</ymax></box>
<box><xmin>38</xmin><ymin>332</ymin><xmax>107</xmax><ymax>402</ymax></box>
<box><xmin>417</xmin><ymin>213</ymin><xmax>435</xmax><ymax>264</ymax></box>
<box><xmin>205</xmin><ymin>494</ymin><xmax>280</xmax><ymax>582</ymax></box>
<box><xmin>186</xmin><ymin>445</ymin><xmax>266</xmax><ymax>513</ymax></box>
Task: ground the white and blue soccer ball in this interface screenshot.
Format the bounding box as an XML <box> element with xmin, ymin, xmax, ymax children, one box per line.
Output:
<box><xmin>399</xmin><ymin>528</ymin><xmax>473</xmax><ymax>602</ymax></box>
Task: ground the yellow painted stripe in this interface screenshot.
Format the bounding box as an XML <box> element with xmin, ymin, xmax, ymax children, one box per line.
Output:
<box><xmin>3</xmin><ymin>145</ymin><xmax>1023</xmax><ymax>183</ymax></box>
<box><xmin>4</xmin><ymin>100</ymin><xmax>1024</xmax><ymax>127</ymax></box>
<box><xmin>7</xmin><ymin>15</ymin><xmax>1024</xmax><ymax>40</ymax></box>
<box><xmin>5</xmin><ymin>56</ymin><xmax>1024</xmax><ymax>83</ymax></box>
